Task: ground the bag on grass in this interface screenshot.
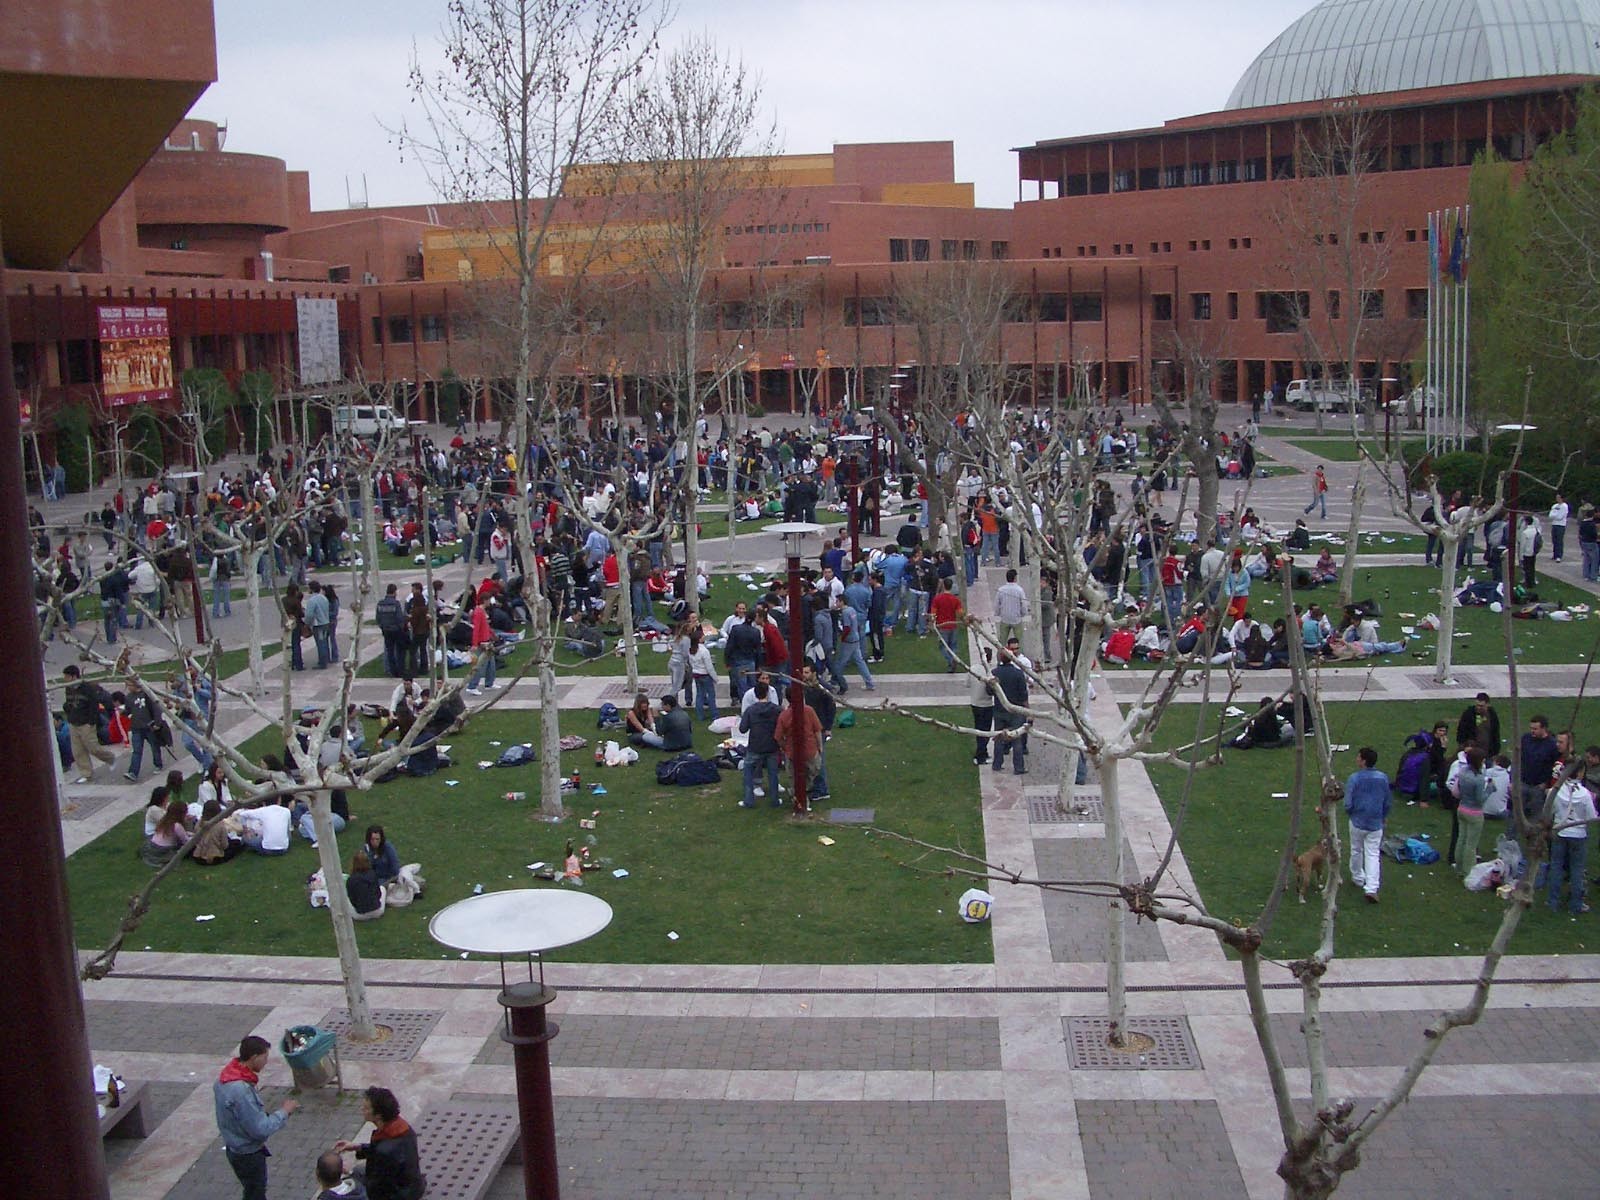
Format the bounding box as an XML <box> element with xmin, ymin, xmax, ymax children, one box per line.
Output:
<box><xmin>306</xmin><ymin>869</ymin><xmax>329</xmax><ymax>909</ymax></box>
<box><xmin>1404</xmin><ymin>837</ymin><xmax>1440</xmax><ymax>865</ymax></box>
<box><xmin>495</xmin><ymin>744</ymin><xmax>537</xmax><ymax>767</ymax></box>
<box><xmin>1496</xmin><ymin>835</ymin><xmax>1524</xmax><ymax>880</ymax></box>
<box><xmin>385</xmin><ymin>863</ymin><xmax>425</xmax><ymax>907</ymax></box>
<box><xmin>656</xmin><ymin>751</ymin><xmax>720</xmax><ymax>787</ymax></box>
<box><xmin>597</xmin><ymin>702</ymin><xmax>623</xmax><ymax>730</ymax></box>
<box><xmin>1464</xmin><ymin>859</ymin><xmax>1504</xmax><ymax>891</ymax></box>
<box><xmin>837</xmin><ymin>709</ymin><xmax>856</xmax><ymax>729</ymax></box>
<box><xmin>1381</xmin><ymin>835</ymin><xmax>1410</xmax><ymax>863</ymax></box>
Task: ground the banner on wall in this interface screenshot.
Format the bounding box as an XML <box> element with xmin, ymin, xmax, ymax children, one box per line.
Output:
<box><xmin>296</xmin><ymin>297</ymin><xmax>341</xmax><ymax>385</ymax></box>
<box><xmin>98</xmin><ymin>306</ymin><xmax>174</xmax><ymax>406</ymax></box>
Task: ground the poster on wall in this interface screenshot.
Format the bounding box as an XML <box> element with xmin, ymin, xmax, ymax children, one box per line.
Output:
<box><xmin>296</xmin><ymin>297</ymin><xmax>341</xmax><ymax>385</ymax></box>
<box><xmin>98</xmin><ymin>306</ymin><xmax>174</xmax><ymax>406</ymax></box>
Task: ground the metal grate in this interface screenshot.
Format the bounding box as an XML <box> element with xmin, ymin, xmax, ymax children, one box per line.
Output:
<box><xmin>318</xmin><ymin>1008</ymin><xmax>444</xmax><ymax>1061</ymax></box>
<box><xmin>1415</xmin><ymin>671</ymin><xmax>1482</xmax><ymax>690</ymax></box>
<box><xmin>62</xmin><ymin>794</ymin><xmax>121</xmax><ymax>821</ymax></box>
<box><xmin>1064</xmin><ymin>1016</ymin><xmax>1201</xmax><ymax>1070</ymax></box>
<box><xmin>1027</xmin><ymin>796</ymin><xmax>1103</xmax><ymax>823</ymax></box>
<box><xmin>827</xmin><ymin>808</ymin><xmax>875</xmax><ymax>825</ymax></box>
<box><xmin>598</xmin><ymin>679</ymin><xmax>667</xmax><ymax>702</ymax></box>
<box><xmin>411</xmin><ymin>1102</ymin><xmax>521</xmax><ymax>1200</ymax></box>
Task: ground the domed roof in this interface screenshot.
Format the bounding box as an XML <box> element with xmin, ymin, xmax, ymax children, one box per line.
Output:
<box><xmin>1226</xmin><ymin>0</ymin><xmax>1600</xmax><ymax>110</ymax></box>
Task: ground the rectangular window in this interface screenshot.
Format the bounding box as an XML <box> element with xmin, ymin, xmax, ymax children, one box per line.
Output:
<box><xmin>1257</xmin><ymin>291</ymin><xmax>1309</xmax><ymax>334</ymax></box>
<box><xmin>1151</xmin><ymin>293</ymin><xmax>1174</xmax><ymax>321</ymax></box>
<box><xmin>1037</xmin><ymin>293</ymin><xmax>1068</xmax><ymax>322</ymax></box>
<box><xmin>1070</xmin><ymin>293</ymin><xmax>1104</xmax><ymax>322</ymax></box>
<box><xmin>419</xmin><ymin>314</ymin><xmax>447</xmax><ymax>342</ymax></box>
<box><xmin>719</xmin><ymin>300</ymin><xmax>750</xmax><ymax>331</ymax></box>
<box><xmin>1394</xmin><ymin>144</ymin><xmax>1418</xmax><ymax>170</ymax></box>
<box><xmin>911</xmin><ymin>238</ymin><xmax>930</xmax><ymax>262</ymax></box>
<box><xmin>1227</xmin><ymin>292</ymin><xmax>1239</xmax><ymax>320</ymax></box>
<box><xmin>387</xmin><ymin>316</ymin><xmax>413</xmax><ymax>343</ymax></box>
<box><xmin>1188</xmin><ymin>240</ymin><xmax>1198</xmax><ymax>252</ymax></box>
<box><xmin>1406</xmin><ymin>288</ymin><xmax>1428</xmax><ymax>319</ymax></box>
<box><xmin>1187</xmin><ymin>162</ymin><xmax>1211</xmax><ymax>186</ymax></box>
<box><xmin>370</xmin><ymin>317</ymin><xmax>385</xmax><ymax>344</ymax></box>
<box><xmin>991</xmin><ymin>240</ymin><xmax>1009</xmax><ymax>260</ymax></box>
<box><xmin>1405</xmin><ymin>228</ymin><xmax>1418</xmax><ymax>242</ymax></box>
<box><xmin>941</xmin><ymin>238</ymin><xmax>958</xmax><ymax>261</ymax></box>
<box><xmin>1242</xmin><ymin>157</ymin><xmax>1266</xmax><ymax>182</ymax></box>
<box><xmin>1065</xmin><ymin>173</ymin><xmax>1090</xmax><ymax>197</ymax></box>
<box><xmin>1202</xmin><ymin>239</ymin><xmax>1211</xmax><ymax>251</ymax></box>
<box><xmin>1138</xmin><ymin>166</ymin><xmax>1160</xmax><ymax>191</ymax></box>
<box><xmin>1113</xmin><ymin>169</ymin><xmax>1134</xmax><ymax>193</ymax></box>
<box><xmin>1191</xmin><ymin>292</ymin><xmax>1212</xmax><ymax>320</ymax></box>
<box><xmin>888</xmin><ymin>238</ymin><xmax>909</xmax><ymax>263</ymax></box>
<box><xmin>1150</xmin><ymin>241</ymin><xmax>1160</xmax><ymax>254</ymax></box>
<box><xmin>1216</xmin><ymin>159</ymin><xmax>1239</xmax><ymax>184</ymax></box>
<box><xmin>962</xmin><ymin>240</ymin><xmax>979</xmax><ymax>260</ymax></box>
<box><xmin>1326</xmin><ymin>290</ymin><xmax>1342</xmax><ymax>319</ymax></box>
<box><xmin>1162</xmin><ymin>164</ymin><xmax>1185</xmax><ymax>188</ymax></box>
<box><xmin>843</xmin><ymin>297</ymin><xmax>894</xmax><ymax>327</ymax></box>
<box><xmin>1242</xmin><ymin>237</ymin><xmax>1252</xmax><ymax>249</ymax></box>
<box><xmin>1229</xmin><ymin>238</ymin><xmax>1238</xmax><ymax>250</ymax></box>
<box><xmin>1361</xmin><ymin>289</ymin><xmax>1385</xmax><ymax>319</ymax></box>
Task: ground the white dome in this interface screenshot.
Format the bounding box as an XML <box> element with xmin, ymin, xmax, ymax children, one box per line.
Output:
<box><xmin>1226</xmin><ymin>0</ymin><xmax>1600</xmax><ymax>110</ymax></box>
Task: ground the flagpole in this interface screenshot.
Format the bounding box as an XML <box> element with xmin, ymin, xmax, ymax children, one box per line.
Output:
<box><xmin>1461</xmin><ymin>205</ymin><xmax>1471</xmax><ymax>453</ymax></box>
<box><xmin>1426</xmin><ymin>210</ymin><xmax>1435</xmax><ymax>454</ymax></box>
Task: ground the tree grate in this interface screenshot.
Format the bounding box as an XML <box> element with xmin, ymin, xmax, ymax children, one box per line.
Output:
<box><xmin>410</xmin><ymin>1101</ymin><xmax>521</xmax><ymax>1199</ymax></box>
<box><xmin>319</xmin><ymin>1007</ymin><xmax>444</xmax><ymax>1061</ymax></box>
<box><xmin>1064</xmin><ymin>1016</ymin><xmax>1201</xmax><ymax>1070</ymax></box>
<box><xmin>826</xmin><ymin>808</ymin><xmax>875</xmax><ymax>824</ymax></box>
<box><xmin>1415</xmin><ymin>671</ymin><xmax>1482</xmax><ymax>690</ymax></box>
<box><xmin>597</xmin><ymin>679</ymin><xmax>667</xmax><ymax>702</ymax></box>
<box><xmin>1028</xmin><ymin>796</ymin><xmax>1104</xmax><ymax>823</ymax></box>
<box><xmin>62</xmin><ymin>794</ymin><xmax>121</xmax><ymax>821</ymax></box>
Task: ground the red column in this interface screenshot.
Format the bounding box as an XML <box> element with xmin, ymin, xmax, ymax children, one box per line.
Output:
<box><xmin>0</xmin><ymin>234</ymin><xmax>110</xmax><ymax>1198</ymax></box>
<box><xmin>784</xmin><ymin>551</ymin><xmax>809</xmax><ymax>815</ymax></box>
<box><xmin>500</xmin><ymin>981</ymin><xmax>561</xmax><ymax>1200</ymax></box>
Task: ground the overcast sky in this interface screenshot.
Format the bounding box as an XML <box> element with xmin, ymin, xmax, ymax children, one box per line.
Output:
<box><xmin>199</xmin><ymin>0</ymin><xmax>1307</xmax><ymax>212</ymax></box>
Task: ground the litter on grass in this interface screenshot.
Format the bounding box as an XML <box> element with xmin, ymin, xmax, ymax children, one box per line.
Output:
<box><xmin>612</xmin><ymin>868</ymin><xmax>629</xmax><ymax>878</ymax></box>
<box><xmin>817</xmin><ymin>836</ymin><xmax>836</xmax><ymax>846</ymax></box>
<box><xmin>667</xmin><ymin>931</ymin><xmax>680</xmax><ymax>941</ymax></box>
<box><xmin>195</xmin><ymin>914</ymin><xmax>216</xmax><ymax>922</ymax></box>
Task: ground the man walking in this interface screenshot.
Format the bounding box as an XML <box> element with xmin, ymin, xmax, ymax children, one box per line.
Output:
<box><xmin>61</xmin><ymin>664</ymin><xmax>116</xmax><ymax>783</ymax></box>
<box><xmin>990</xmin><ymin>648</ymin><xmax>1031</xmax><ymax>775</ymax></box>
<box><xmin>1303</xmin><ymin>465</ymin><xmax>1329</xmax><ymax>519</ymax></box>
<box><xmin>1344</xmin><ymin>746</ymin><xmax>1392</xmax><ymax>903</ymax></box>
<box><xmin>930</xmin><ymin>578</ymin><xmax>965</xmax><ymax>672</ymax></box>
<box><xmin>833</xmin><ymin>594</ymin><xmax>876</xmax><ymax>691</ymax></box>
<box><xmin>304</xmin><ymin>581</ymin><xmax>332</xmax><ymax>669</ymax></box>
<box><xmin>375</xmin><ymin>583</ymin><xmax>407</xmax><ymax>677</ymax></box>
<box><xmin>994</xmin><ymin>568</ymin><xmax>1030</xmax><ymax>648</ymax></box>
<box><xmin>214</xmin><ymin>1034</ymin><xmax>298</xmax><ymax>1200</ymax></box>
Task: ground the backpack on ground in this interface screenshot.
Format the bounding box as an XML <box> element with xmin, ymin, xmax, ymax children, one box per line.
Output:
<box><xmin>597</xmin><ymin>702</ymin><xmax>623</xmax><ymax>730</ymax></box>
<box><xmin>495</xmin><ymin>744</ymin><xmax>537</xmax><ymax>767</ymax></box>
<box><xmin>656</xmin><ymin>751</ymin><xmax>721</xmax><ymax>787</ymax></box>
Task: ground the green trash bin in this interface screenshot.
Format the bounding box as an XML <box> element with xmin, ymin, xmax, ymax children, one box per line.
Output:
<box><xmin>280</xmin><ymin>1025</ymin><xmax>339</xmax><ymax>1089</ymax></box>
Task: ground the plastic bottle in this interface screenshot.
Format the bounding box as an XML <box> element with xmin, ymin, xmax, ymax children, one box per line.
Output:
<box><xmin>504</xmin><ymin>791</ymin><xmax>527</xmax><ymax>802</ymax></box>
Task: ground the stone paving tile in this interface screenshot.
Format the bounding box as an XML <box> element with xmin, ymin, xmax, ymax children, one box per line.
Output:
<box><xmin>474</xmin><ymin>1015</ymin><xmax>1001</xmax><ymax>1072</ymax></box>
<box><xmin>454</xmin><ymin>1094</ymin><xmax>1011</xmax><ymax>1200</ymax></box>
<box><xmin>88</xmin><ymin>999</ymin><xmax>274</xmax><ymax>1058</ymax></box>
<box><xmin>1032</xmin><ymin>839</ymin><xmax>1167</xmax><ymax>963</ymax></box>
<box><xmin>1322</xmin><ymin>1095</ymin><xmax>1600</xmax><ymax>1199</ymax></box>
<box><xmin>1076</xmin><ymin>1099</ymin><xmax>1246</xmax><ymax>1200</ymax></box>
<box><xmin>1267</xmin><ymin>1006</ymin><xmax>1600</xmax><ymax>1068</ymax></box>
<box><xmin>162</xmin><ymin>1085</ymin><xmax>368</xmax><ymax>1200</ymax></box>
<box><xmin>104</xmin><ymin>1080</ymin><xmax>197</xmax><ymax>1176</ymax></box>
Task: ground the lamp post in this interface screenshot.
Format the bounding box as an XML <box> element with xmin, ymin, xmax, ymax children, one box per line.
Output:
<box><xmin>1380</xmin><ymin>376</ymin><xmax>1399</xmax><ymax>455</ymax></box>
<box><xmin>1495</xmin><ymin>423</ymin><xmax>1539</xmax><ymax>527</ymax></box>
<box><xmin>767</xmin><ymin>522</ymin><xmax>824</xmax><ymax>814</ymax></box>
<box><xmin>836</xmin><ymin>434</ymin><xmax>871</xmax><ymax>567</ymax></box>
<box><xmin>429</xmin><ymin>889</ymin><xmax>613</xmax><ymax>1200</ymax></box>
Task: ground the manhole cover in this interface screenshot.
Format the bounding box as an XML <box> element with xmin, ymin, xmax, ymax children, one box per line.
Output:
<box><xmin>1064</xmin><ymin>1016</ymin><xmax>1200</xmax><ymax>1070</ymax></box>
<box><xmin>62</xmin><ymin>793</ymin><xmax>121</xmax><ymax>821</ymax></box>
<box><xmin>319</xmin><ymin>1008</ymin><xmax>443</xmax><ymax>1061</ymax></box>
<box><xmin>827</xmin><ymin>808</ymin><xmax>875</xmax><ymax>824</ymax></box>
<box><xmin>1028</xmin><ymin>796</ymin><xmax>1104</xmax><ymax>823</ymax></box>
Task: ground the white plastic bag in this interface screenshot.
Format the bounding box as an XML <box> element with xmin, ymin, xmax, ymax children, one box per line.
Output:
<box><xmin>603</xmin><ymin>740</ymin><xmax>638</xmax><ymax>767</ymax></box>
<box><xmin>1464</xmin><ymin>859</ymin><xmax>1503</xmax><ymax>891</ymax></box>
<box><xmin>1418</xmin><ymin>613</ymin><xmax>1440</xmax><ymax>631</ymax></box>
<box><xmin>385</xmin><ymin>863</ymin><xmax>426</xmax><ymax>907</ymax></box>
<box><xmin>958</xmin><ymin>888</ymin><xmax>994</xmax><ymax>923</ymax></box>
<box><xmin>306</xmin><ymin>869</ymin><xmax>329</xmax><ymax>909</ymax></box>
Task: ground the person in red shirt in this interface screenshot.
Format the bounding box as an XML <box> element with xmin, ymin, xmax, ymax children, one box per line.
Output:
<box><xmin>1159</xmin><ymin>548</ymin><xmax>1185</xmax><ymax>624</ymax></box>
<box><xmin>929</xmin><ymin>578</ymin><xmax>965</xmax><ymax>672</ymax></box>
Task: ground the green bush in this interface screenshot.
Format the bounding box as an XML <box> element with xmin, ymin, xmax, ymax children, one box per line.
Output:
<box><xmin>54</xmin><ymin>404</ymin><xmax>93</xmax><ymax>493</ymax></box>
<box><xmin>1402</xmin><ymin>436</ymin><xmax>1600</xmax><ymax>508</ymax></box>
<box><xmin>238</xmin><ymin>370</ymin><xmax>277</xmax><ymax>453</ymax></box>
<box><xmin>126</xmin><ymin>408</ymin><xmax>166</xmax><ymax>477</ymax></box>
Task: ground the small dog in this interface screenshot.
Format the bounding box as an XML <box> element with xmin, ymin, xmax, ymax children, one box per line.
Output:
<box><xmin>1294</xmin><ymin>841</ymin><xmax>1328</xmax><ymax>903</ymax></box>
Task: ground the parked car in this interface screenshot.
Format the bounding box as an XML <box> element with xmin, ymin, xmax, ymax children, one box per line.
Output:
<box><xmin>332</xmin><ymin>404</ymin><xmax>407</xmax><ymax>439</ymax></box>
<box><xmin>1385</xmin><ymin>385</ymin><xmax>1443</xmax><ymax>415</ymax></box>
<box><xmin>1285</xmin><ymin>379</ymin><xmax>1355</xmax><ymax>412</ymax></box>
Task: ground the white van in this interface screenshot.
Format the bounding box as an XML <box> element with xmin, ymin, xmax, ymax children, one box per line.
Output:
<box><xmin>332</xmin><ymin>404</ymin><xmax>407</xmax><ymax>439</ymax></box>
<box><xmin>1284</xmin><ymin>379</ymin><xmax>1354</xmax><ymax>413</ymax></box>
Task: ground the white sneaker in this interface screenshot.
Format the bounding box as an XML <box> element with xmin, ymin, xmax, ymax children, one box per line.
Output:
<box><xmin>753</xmin><ymin>787</ymin><xmax>765</xmax><ymax>798</ymax></box>
<box><xmin>75</xmin><ymin>776</ymin><xmax>91</xmax><ymax>785</ymax></box>
<box><xmin>465</xmin><ymin>687</ymin><xmax>484</xmax><ymax>696</ymax></box>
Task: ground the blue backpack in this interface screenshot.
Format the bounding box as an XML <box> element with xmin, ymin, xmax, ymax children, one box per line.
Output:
<box><xmin>597</xmin><ymin>702</ymin><xmax>623</xmax><ymax>730</ymax></box>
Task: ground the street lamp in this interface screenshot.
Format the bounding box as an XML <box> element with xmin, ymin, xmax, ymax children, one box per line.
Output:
<box><xmin>1380</xmin><ymin>376</ymin><xmax>1400</xmax><ymax>454</ymax></box>
<box><xmin>766</xmin><ymin>521</ymin><xmax>824</xmax><ymax>814</ymax></box>
<box><xmin>428</xmin><ymin>889</ymin><xmax>613</xmax><ymax>1200</ymax></box>
<box><xmin>1495</xmin><ymin>423</ymin><xmax>1539</xmax><ymax>526</ymax></box>
<box><xmin>835</xmin><ymin>434</ymin><xmax>872</xmax><ymax>566</ymax></box>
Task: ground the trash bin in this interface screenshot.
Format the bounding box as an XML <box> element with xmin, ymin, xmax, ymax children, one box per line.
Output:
<box><xmin>280</xmin><ymin>1025</ymin><xmax>339</xmax><ymax>1089</ymax></box>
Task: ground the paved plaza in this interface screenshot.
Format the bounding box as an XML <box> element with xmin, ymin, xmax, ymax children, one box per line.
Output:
<box><xmin>65</xmin><ymin>427</ymin><xmax>1600</xmax><ymax>1198</ymax></box>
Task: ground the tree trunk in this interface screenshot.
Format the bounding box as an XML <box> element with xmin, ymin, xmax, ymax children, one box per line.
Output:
<box><xmin>616</xmin><ymin>537</ymin><xmax>640</xmax><ymax>695</ymax></box>
<box><xmin>1433</xmin><ymin>535</ymin><xmax>1460</xmax><ymax>683</ymax></box>
<box><xmin>309</xmin><ymin>792</ymin><xmax>376</xmax><ymax>1039</ymax></box>
<box><xmin>1058</xmin><ymin>607</ymin><xmax>1099</xmax><ymax>803</ymax></box>
<box><xmin>1337</xmin><ymin>462</ymin><xmax>1366</xmax><ymax>607</ymax></box>
<box><xmin>244</xmin><ymin>546</ymin><xmax>264</xmax><ymax>694</ymax></box>
<box><xmin>1102</xmin><ymin>754</ymin><xmax>1128</xmax><ymax>1048</ymax></box>
<box><xmin>1195</xmin><ymin>464</ymin><xmax>1220</xmax><ymax>546</ymax></box>
<box><xmin>723</xmin><ymin>406</ymin><xmax>742</xmax><ymax>572</ymax></box>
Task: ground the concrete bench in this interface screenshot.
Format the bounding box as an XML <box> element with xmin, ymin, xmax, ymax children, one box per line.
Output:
<box><xmin>98</xmin><ymin>1080</ymin><xmax>149</xmax><ymax>1141</ymax></box>
<box><xmin>410</xmin><ymin>1101</ymin><xmax>520</xmax><ymax>1200</ymax></box>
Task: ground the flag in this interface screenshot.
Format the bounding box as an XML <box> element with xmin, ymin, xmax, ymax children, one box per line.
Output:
<box><xmin>1448</xmin><ymin>218</ymin><xmax>1466</xmax><ymax>283</ymax></box>
<box><xmin>1427</xmin><ymin>214</ymin><xmax>1439</xmax><ymax>280</ymax></box>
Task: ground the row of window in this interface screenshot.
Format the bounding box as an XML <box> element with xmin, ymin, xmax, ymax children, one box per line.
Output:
<box><xmin>887</xmin><ymin>238</ymin><xmax>1011</xmax><ymax>263</ymax></box>
<box><xmin>722</xmin><ymin>222</ymin><xmax>831</xmax><ymax>236</ymax></box>
<box><xmin>1058</xmin><ymin>132</ymin><xmax>1536</xmax><ymax>198</ymax></box>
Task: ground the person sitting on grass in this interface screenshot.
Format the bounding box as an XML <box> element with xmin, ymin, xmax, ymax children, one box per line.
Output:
<box><xmin>364</xmin><ymin>825</ymin><xmax>401</xmax><ymax>885</ymax></box>
<box><xmin>630</xmin><ymin>694</ymin><xmax>693</xmax><ymax>751</ymax></box>
<box><xmin>624</xmin><ymin>692</ymin><xmax>655</xmax><ymax>742</ymax></box>
<box><xmin>563</xmin><ymin>610</ymin><xmax>604</xmax><ymax>659</ymax></box>
<box><xmin>191</xmin><ymin>798</ymin><xmax>244</xmax><ymax>866</ymax></box>
<box><xmin>141</xmin><ymin>797</ymin><xmax>193</xmax><ymax>866</ymax></box>
<box><xmin>1230</xmin><ymin>697</ymin><xmax>1293</xmax><ymax>749</ymax></box>
<box><xmin>347</xmin><ymin>849</ymin><xmax>385</xmax><ymax>922</ymax></box>
<box><xmin>1310</xmin><ymin>548</ymin><xmax>1338</xmax><ymax>586</ymax></box>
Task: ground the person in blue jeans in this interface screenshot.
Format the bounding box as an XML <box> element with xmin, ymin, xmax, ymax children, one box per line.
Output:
<box><xmin>1547</xmin><ymin>775</ymin><xmax>1596</xmax><ymax>914</ymax></box>
<box><xmin>833</xmin><ymin>596</ymin><xmax>876</xmax><ymax>691</ymax></box>
<box><xmin>738</xmin><ymin>683</ymin><xmax>782</xmax><ymax>808</ymax></box>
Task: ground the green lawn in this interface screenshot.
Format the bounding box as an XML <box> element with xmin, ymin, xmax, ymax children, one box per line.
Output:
<box><xmin>56</xmin><ymin>641</ymin><xmax>283</xmax><ymax>688</ymax></box>
<box><xmin>1143</xmin><ymin>697</ymin><xmax>1600</xmax><ymax>960</ymax></box>
<box><xmin>693</xmin><ymin>490</ymin><xmax>850</xmax><ymax>541</ymax></box>
<box><xmin>67</xmin><ymin>707</ymin><xmax>990</xmax><ymax>966</ymax></box>
<box><xmin>1285</xmin><ymin>437</ymin><xmax>1425</xmax><ymax>463</ymax></box>
<box><xmin>1117</xmin><ymin>564</ymin><xmax>1595</xmax><ymax>669</ymax></box>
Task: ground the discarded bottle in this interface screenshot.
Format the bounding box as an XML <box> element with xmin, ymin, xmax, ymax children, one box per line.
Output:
<box><xmin>563</xmin><ymin>839</ymin><xmax>582</xmax><ymax>878</ymax></box>
<box><xmin>571</xmin><ymin>769</ymin><xmax>582</xmax><ymax>789</ymax></box>
<box><xmin>595</xmin><ymin>747</ymin><xmax>604</xmax><ymax>764</ymax></box>
<box><xmin>106</xmin><ymin>1076</ymin><xmax>121</xmax><ymax>1109</ymax></box>
<box><xmin>504</xmin><ymin>791</ymin><xmax>527</xmax><ymax>802</ymax></box>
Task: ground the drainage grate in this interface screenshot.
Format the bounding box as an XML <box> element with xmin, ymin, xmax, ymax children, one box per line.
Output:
<box><xmin>411</xmin><ymin>1101</ymin><xmax>521</xmax><ymax>1199</ymax></box>
<box><xmin>597</xmin><ymin>678</ymin><xmax>668</xmax><ymax>702</ymax></box>
<box><xmin>62</xmin><ymin>794</ymin><xmax>121</xmax><ymax>821</ymax></box>
<box><xmin>827</xmin><ymin>808</ymin><xmax>875</xmax><ymax>825</ymax></box>
<box><xmin>1064</xmin><ymin>1016</ymin><xmax>1201</xmax><ymax>1070</ymax></box>
<box><xmin>1028</xmin><ymin>796</ymin><xmax>1104</xmax><ymax>823</ymax></box>
<box><xmin>319</xmin><ymin>1008</ymin><xmax>444</xmax><ymax>1061</ymax></box>
<box><xmin>1414</xmin><ymin>671</ymin><xmax>1482</xmax><ymax>690</ymax></box>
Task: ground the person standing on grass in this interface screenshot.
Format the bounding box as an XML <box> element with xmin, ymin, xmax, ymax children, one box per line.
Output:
<box><xmin>1344</xmin><ymin>746</ymin><xmax>1391</xmax><ymax>904</ymax></box>
<box><xmin>1518</xmin><ymin>514</ymin><xmax>1543</xmax><ymax>591</ymax></box>
<box><xmin>1452</xmin><ymin>747</ymin><xmax>1488</xmax><ymax>876</ymax></box>
<box><xmin>214</xmin><ymin>1035</ymin><xmax>298</xmax><ymax>1200</ymax></box>
<box><xmin>1303</xmin><ymin>465</ymin><xmax>1328</xmax><ymax>519</ymax></box>
<box><xmin>1549</xmin><ymin>493</ymin><xmax>1570</xmax><ymax>562</ymax></box>
<box><xmin>930</xmin><ymin>578</ymin><xmax>965</xmax><ymax>672</ymax></box>
<box><xmin>1547</xmin><ymin>771</ymin><xmax>1597</xmax><ymax>915</ymax></box>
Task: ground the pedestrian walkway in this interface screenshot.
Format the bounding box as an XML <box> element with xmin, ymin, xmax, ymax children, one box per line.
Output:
<box><xmin>69</xmin><ymin>535</ymin><xmax>1600</xmax><ymax>1200</ymax></box>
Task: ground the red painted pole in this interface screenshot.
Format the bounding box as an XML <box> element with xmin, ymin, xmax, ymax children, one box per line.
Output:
<box><xmin>500</xmin><ymin>981</ymin><xmax>561</xmax><ymax>1200</ymax></box>
<box><xmin>846</xmin><ymin>457</ymin><xmax>861</xmax><ymax>566</ymax></box>
<box><xmin>0</xmin><ymin>232</ymin><xmax>111</xmax><ymax>1199</ymax></box>
<box><xmin>784</xmin><ymin>548</ymin><xmax>809</xmax><ymax>815</ymax></box>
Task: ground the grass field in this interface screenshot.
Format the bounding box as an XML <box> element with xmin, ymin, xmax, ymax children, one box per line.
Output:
<box><xmin>1143</xmin><ymin>697</ymin><xmax>1600</xmax><ymax>960</ymax></box>
<box><xmin>1285</xmin><ymin>437</ymin><xmax>1425</xmax><ymax>463</ymax></box>
<box><xmin>1114</xmin><ymin>564</ymin><xmax>1596</xmax><ymax>670</ymax></box>
<box><xmin>67</xmin><ymin>707</ymin><xmax>991</xmax><ymax>966</ymax></box>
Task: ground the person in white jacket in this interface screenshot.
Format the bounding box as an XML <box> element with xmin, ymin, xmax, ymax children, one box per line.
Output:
<box><xmin>1517</xmin><ymin>515</ymin><xmax>1542</xmax><ymax>591</ymax></box>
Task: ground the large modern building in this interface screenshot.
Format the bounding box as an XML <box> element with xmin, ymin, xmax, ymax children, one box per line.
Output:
<box><xmin>7</xmin><ymin>0</ymin><xmax>1600</xmax><ymax>475</ymax></box>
